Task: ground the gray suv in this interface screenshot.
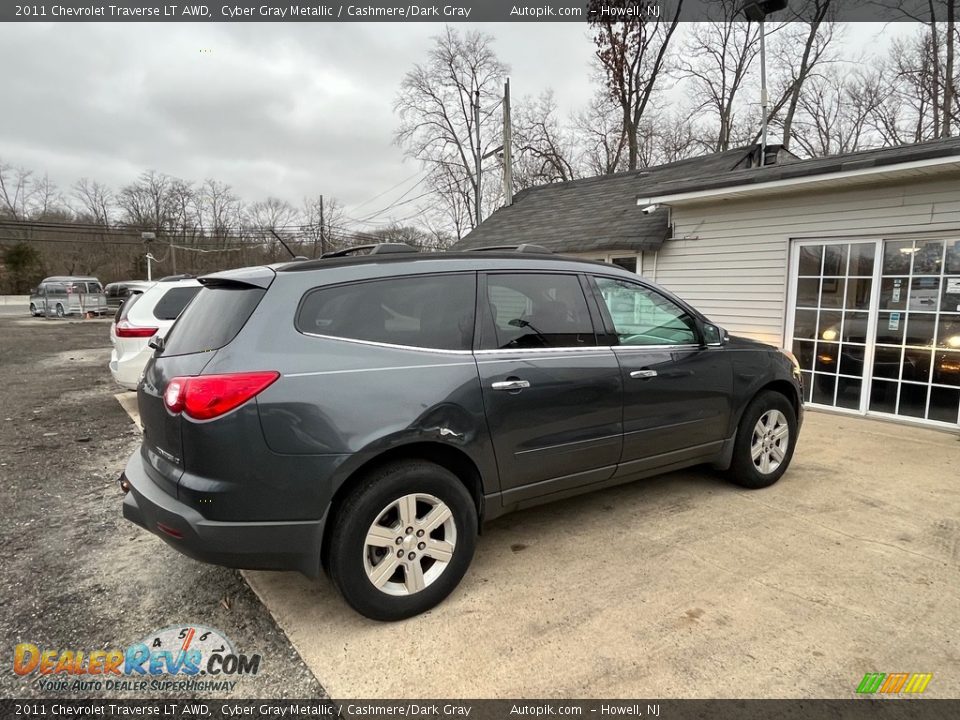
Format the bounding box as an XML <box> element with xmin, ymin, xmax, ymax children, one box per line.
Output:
<box><xmin>120</xmin><ymin>245</ymin><xmax>803</xmax><ymax>620</ymax></box>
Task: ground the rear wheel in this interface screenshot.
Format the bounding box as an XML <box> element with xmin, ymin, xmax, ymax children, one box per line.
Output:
<box><xmin>327</xmin><ymin>460</ymin><xmax>477</xmax><ymax>621</ymax></box>
<box><xmin>55</xmin><ymin>303</ymin><xmax>65</xmax><ymax>318</ymax></box>
<box><xmin>727</xmin><ymin>391</ymin><xmax>797</xmax><ymax>489</ymax></box>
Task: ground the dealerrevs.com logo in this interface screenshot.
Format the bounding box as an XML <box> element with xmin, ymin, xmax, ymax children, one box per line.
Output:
<box><xmin>13</xmin><ymin>625</ymin><xmax>261</xmax><ymax>693</ymax></box>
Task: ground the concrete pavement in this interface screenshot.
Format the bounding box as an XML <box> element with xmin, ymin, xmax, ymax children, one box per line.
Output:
<box><xmin>115</xmin><ymin>392</ymin><xmax>960</xmax><ymax>699</ymax></box>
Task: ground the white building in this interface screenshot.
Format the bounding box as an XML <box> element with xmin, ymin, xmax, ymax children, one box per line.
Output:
<box><xmin>457</xmin><ymin>138</ymin><xmax>960</xmax><ymax>429</ymax></box>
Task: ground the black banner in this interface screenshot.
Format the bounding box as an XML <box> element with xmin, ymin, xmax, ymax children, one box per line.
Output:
<box><xmin>1</xmin><ymin>0</ymin><xmax>948</xmax><ymax>23</ymax></box>
<box><xmin>1</xmin><ymin>699</ymin><xmax>957</xmax><ymax>720</ymax></box>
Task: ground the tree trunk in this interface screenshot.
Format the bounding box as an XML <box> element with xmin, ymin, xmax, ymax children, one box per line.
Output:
<box><xmin>945</xmin><ymin>0</ymin><xmax>955</xmax><ymax>136</ymax></box>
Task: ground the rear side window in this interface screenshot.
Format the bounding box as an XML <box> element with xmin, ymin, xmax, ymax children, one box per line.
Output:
<box><xmin>297</xmin><ymin>274</ymin><xmax>476</xmax><ymax>351</ymax></box>
<box><xmin>162</xmin><ymin>286</ymin><xmax>266</xmax><ymax>356</ymax></box>
<box><xmin>152</xmin><ymin>286</ymin><xmax>201</xmax><ymax>320</ymax></box>
<box><xmin>483</xmin><ymin>273</ymin><xmax>596</xmax><ymax>349</ymax></box>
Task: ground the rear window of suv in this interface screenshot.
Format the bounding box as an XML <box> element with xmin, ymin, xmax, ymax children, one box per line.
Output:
<box><xmin>296</xmin><ymin>274</ymin><xmax>476</xmax><ymax>351</ymax></box>
<box><xmin>162</xmin><ymin>285</ymin><xmax>265</xmax><ymax>356</ymax></box>
<box><xmin>152</xmin><ymin>286</ymin><xmax>201</xmax><ymax>320</ymax></box>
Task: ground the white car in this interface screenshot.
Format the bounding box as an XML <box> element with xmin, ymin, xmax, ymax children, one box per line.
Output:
<box><xmin>109</xmin><ymin>278</ymin><xmax>201</xmax><ymax>390</ymax></box>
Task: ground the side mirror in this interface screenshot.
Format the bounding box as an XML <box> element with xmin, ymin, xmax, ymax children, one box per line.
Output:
<box><xmin>701</xmin><ymin>323</ymin><xmax>726</xmax><ymax>346</ymax></box>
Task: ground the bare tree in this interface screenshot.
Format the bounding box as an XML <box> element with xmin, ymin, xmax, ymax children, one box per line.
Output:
<box><xmin>394</xmin><ymin>26</ymin><xmax>508</xmax><ymax>232</ymax></box>
<box><xmin>0</xmin><ymin>162</ymin><xmax>36</xmax><ymax>220</ymax></box>
<box><xmin>73</xmin><ymin>178</ymin><xmax>113</xmax><ymax>225</ymax></box>
<box><xmin>573</xmin><ymin>92</ymin><xmax>627</xmax><ymax>176</ymax></box>
<box><xmin>199</xmin><ymin>178</ymin><xmax>240</xmax><ymax>244</ymax></box>
<box><xmin>789</xmin><ymin>66</ymin><xmax>886</xmax><ymax>156</ymax></box>
<box><xmin>117</xmin><ymin>170</ymin><xmax>177</xmax><ymax>231</ymax></box>
<box><xmin>513</xmin><ymin>90</ymin><xmax>578</xmax><ymax>189</ymax></box>
<box><xmin>589</xmin><ymin>0</ymin><xmax>683</xmax><ymax>170</ymax></box>
<box><xmin>302</xmin><ymin>194</ymin><xmax>344</xmax><ymax>256</ymax></box>
<box><xmin>678</xmin><ymin>1</ymin><xmax>762</xmax><ymax>152</ymax></box>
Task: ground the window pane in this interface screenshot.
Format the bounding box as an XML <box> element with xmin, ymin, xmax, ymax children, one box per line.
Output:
<box><xmin>942</xmin><ymin>277</ymin><xmax>960</xmax><ymax>312</ymax></box>
<box><xmin>946</xmin><ymin>240</ymin><xmax>960</xmax><ymax>274</ymax></box>
<box><xmin>883</xmin><ymin>240</ymin><xmax>913</xmax><ymax>274</ymax></box>
<box><xmin>793</xmin><ymin>340</ymin><xmax>815</xmax><ymax>372</ymax></box>
<box><xmin>796</xmin><ymin>278</ymin><xmax>820</xmax><ymax>307</ymax></box>
<box><xmin>297</xmin><ymin>274</ymin><xmax>477</xmax><ymax>351</ymax></box>
<box><xmin>872</xmin><ymin>346</ymin><xmax>902</xmax><ymax>379</ymax></box>
<box><xmin>820</xmin><ymin>278</ymin><xmax>845</xmax><ymax>308</ymax></box>
<box><xmin>936</xmin><ymin>314</ymin><xmax>960</xmax><ymax>349</ymax></box>
<box><xmin>811</xmin><ymin>373</ymin><xmax>836</xmax><ymax>405</ymax></box>
<box><xmin>818</xmin><ymin>310</ymin><xmax>842</xmax><ymax>342</ymax></box>
<box><xmin>901</xmin><ymin>348</ymin><xmax>932</xmax><ymax>383</ymax></box>
<box><xmin>838</xmin><ymin>345</ymin><xmax>866</xmax><ymax>377</ymax></box>
<box><xmin>908</xmin><ymin>277</ymin><xmax>939</xmax><ymax>311</ymax></box>
<box><xmin>879</xmin><ymin>277</ymin><xmax>908</xmax><ymax>310</ymax></box>
<box><xmin>611</xmin><ymin>257</ymin><xmax>637</xmax><ymax>273</ymax></box>
<box><xmin>845</xmin><ymin>278</ymin><xmax>872</xmax><ymax>310</ymax></box>
<box><xmin>897</xmin><ymin>382</ymin><xmax>928</xmax><ymax>418</ymax></box>
<box><xmin>912</xmin><ymin>240</ymin><xmax>944</xmax><ymax>275</ymax></box>
<box><xmin>800</xmin><ymin>372</ymin><xmax>813</xmax><ymax>402</ymax></box>
<box><xmin>842</xmin><ymin>311</ymin><xmax>869</xmax><ymax>343</ymax></box>
<box><xmin>595</xmin><ymin>277</ymin><xmax>697</xmax><ymax>347</ymax></box>
<box><xmin>816</xmin><ymin>342</ymin><xmax>839</xmax><ymax>372</ymax></box>
<box><xmin>793</xmin><ymin>309</ymin><xmax>818</xmax><ymax>340</ymax></box>
<box><xmin>836</xmin><ymin>378</ymin><xmax>862</xmax><ymax>410</ymax></box>
<box><xmin>848</xmin><ymin>243</ymin><xmax>876</xmax><ymax>276</ymax></box>
<box><xmin>486</xmin><ymin>274</ymin><xmax>594</xmax><ymax>349</ymax></box>
<box><xmin>823</xmin><ymin>244</ymin><xmax>848</xmax><ymax>276</ymax></box>
<box><xmin>798</xmin><ymin>245</ymin><xmax>823</xmax><ymax>276</ymax></box>
<box><xmin>152</xmin><ymin>286</ymin><xmax>200</xmax><ymax>321</ymax></box>
<box><xmin>869</xmin><ymin>379</ymin><xmax>898</xmax><ymax>414</ymax></box>
<box><xmin>904</xmin><ymin>314</ymin><xmax>936</xmax><ymax>347</ymax></box>
<box><xmin>875</xmin><ymin>312</ymin><xmax>905</xmax><ymax>345</ymax></box>
<box><xmin>928</xmin><ymin>386</ymin><xmax>960</xmax><ymax>424</ymax></box>
<box><xmin>933</xmin><ymin>351</ymin><xmax>960</xmax><ymax>387</ymax></box>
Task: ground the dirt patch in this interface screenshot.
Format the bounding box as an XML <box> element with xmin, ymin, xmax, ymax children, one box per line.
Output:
<box><xmin>0</xmin><ymin>317</ymin><xmax>324</xmax><ymax>700</ymax></box>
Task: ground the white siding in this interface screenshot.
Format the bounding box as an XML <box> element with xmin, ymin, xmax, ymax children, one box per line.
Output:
<box><xmin>648</xmin><ymin>175</ymin><xmax>960</xmax><ymax>346</ymax></box>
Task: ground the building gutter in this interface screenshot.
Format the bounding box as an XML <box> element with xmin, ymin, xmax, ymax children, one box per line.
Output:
<box><xmin>636</xmin><ymin>153</ymin><xmax>960</xmax><ymax>207</ymax></box>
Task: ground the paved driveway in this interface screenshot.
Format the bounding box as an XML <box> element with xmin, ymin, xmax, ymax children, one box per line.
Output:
<box><xmin>240</xmin><ymin>412</ymin><xmax>960</xmax><ymax>698</ymax></box>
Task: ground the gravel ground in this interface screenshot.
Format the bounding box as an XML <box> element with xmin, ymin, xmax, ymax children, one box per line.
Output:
<box><xmin>0</xmin><ymin>315</ymin><xmax>325</xmax><ymax>699</ymax></box>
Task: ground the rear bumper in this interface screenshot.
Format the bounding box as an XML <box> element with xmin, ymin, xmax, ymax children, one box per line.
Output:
<box><xmin>120</xmin><ymin>450</ymin><xmax>326</xmax><ymax>577</ymax></box>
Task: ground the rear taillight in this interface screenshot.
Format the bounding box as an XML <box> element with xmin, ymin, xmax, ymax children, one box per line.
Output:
<box><xmin>163</xmin><ymin>372</ymin><xmax>280</xmax><ymax>421</ymax></box>
<box><xmin>115</xmin><ymin>320</ymin><xmax>158</xmax><ymax>338</ymax></box>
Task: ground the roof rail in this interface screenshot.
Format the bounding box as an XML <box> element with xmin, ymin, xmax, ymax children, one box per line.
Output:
<box><xmin>321</xmin><ymin>243</ymin><xmax>419</xmax><ymax>258</ymax></box>
<box><xmin>470</xmin><ymin>244</ymin><xmax>552</xmax><ymax>254</ymax></box>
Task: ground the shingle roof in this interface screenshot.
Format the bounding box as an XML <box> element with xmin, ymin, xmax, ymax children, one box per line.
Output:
<box><xmin>453</xmin><ymin>146</ymin><xmax>754</xmax><ymax>253</ymax></box>
<box><xmin>453</xmin><ymin>136</ymin><xmax>960</xmax><ymax>254</ymax></box>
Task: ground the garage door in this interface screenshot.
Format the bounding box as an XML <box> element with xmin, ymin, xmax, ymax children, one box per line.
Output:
<box><xmin>788</xmin><ymin>237</ymin><xmax>960</xmax><ymax>427</ymax></box>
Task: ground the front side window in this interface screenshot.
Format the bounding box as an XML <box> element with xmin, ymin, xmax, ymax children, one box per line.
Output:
<box><xmin>297</xmin><ymin>274</ymin><xmax>476</xmax><ymax>351</ymax></box>
<box><xmin>594</xmin><ymin>276</ymin><xmax>698</xmax><ymax>346</ymax></box>
<box><xmin>483</xmin><ymin>273</ymin><xmax>596</xmax><ymax>349</ymax></box>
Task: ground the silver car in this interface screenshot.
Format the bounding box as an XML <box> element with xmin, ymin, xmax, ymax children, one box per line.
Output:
<box><xmin>29</xmin><ymin>276</ymin><xmax>108</xmax><ymax>318</ymax></box>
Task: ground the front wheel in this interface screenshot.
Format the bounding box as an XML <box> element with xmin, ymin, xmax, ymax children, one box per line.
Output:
<box><xmin>727</xmin><ymin>391</ymin><xmax>797</xmax><ymax>489</ymax></box>
<box><xmin>55</xmin><ymin>303</ymin><xmax>65</xmax><ymax>318</ymax></box>
<box><xmin>327</xmin><ymin>460</ymin><xmax>477</xmax><ymax>621</ymax></box>
<box><xmin>29</xmin><ymin>303</ymin><xmax>37</xmax><ymax>316</ymax></box>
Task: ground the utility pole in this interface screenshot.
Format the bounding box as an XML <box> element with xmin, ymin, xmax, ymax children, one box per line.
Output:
<box><xmin>502</xmin><ymin>78</ymin><xmax>513</xmax><ymax>206</ymax></box>
<box><xmin>473</xmin><ymin>89</ymin><xmax>482</xmax><ymax>227</ymax></box>
<box><xmin>318</xmin><ymin>194</ymin><xmax>326</xmax><ymax>257</ymax></box>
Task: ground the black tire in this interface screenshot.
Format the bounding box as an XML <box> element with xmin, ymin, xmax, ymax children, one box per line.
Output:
<box><xmin>55</xmin><ymin>303</ymin><xmax>65</xmax><ymax>318</ymax></box>
<box><xmin>29</xmin><ymin>303</ymin><xmax>37</xmax><ymax>316</ymax></box>
<box><xmin>727</xmin><ymin>390</ymin><xmax>797</xmax><ymax>489</ymax></box>
<box><xmin>327</xmin><ymin>460</ymin><xmax>477</xmax><ymax>621</ymax></box>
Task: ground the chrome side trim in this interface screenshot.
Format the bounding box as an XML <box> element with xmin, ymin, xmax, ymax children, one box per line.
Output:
<box><xmin>285</xmin><ymin>362</ymin><xmax>475</xmax><ymax>378</ymax></box>
<box><xmin>298</xmin><ymin>331</ymin><xmax>474</xmax><ymax>356</ymax></box>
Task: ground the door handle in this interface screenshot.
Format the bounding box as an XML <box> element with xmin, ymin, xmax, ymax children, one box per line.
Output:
<box><xmin>492</xmin><ymin>379</ymin><xmax>531</xmax><ymax>391</ymax></box>
<box><xmin>630</xmin><ymin>369</ymin><xmax>658</xmax><ymax>379</ymax></box>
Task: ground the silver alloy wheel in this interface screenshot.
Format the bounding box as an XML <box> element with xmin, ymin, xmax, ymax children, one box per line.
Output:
<box><xmin>751</xmin><ymin>409</ymin><xmax>789</xmax><ymax>475</ymax></box>
<box><xmin>362</xmin><ymin>493</ymin><xmax>457</xmax><ymax>597</ymax></box>
<box><xmin>55</xmin><ymin>304</ymin><xmax>64</xmax><ymax>318</ymax></box>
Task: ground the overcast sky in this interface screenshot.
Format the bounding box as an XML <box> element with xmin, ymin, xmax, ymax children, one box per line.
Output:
<box><xmin>0</xmin><ymin>22</ymin><xmax>914</xmax><ymax>228</ymax></box>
